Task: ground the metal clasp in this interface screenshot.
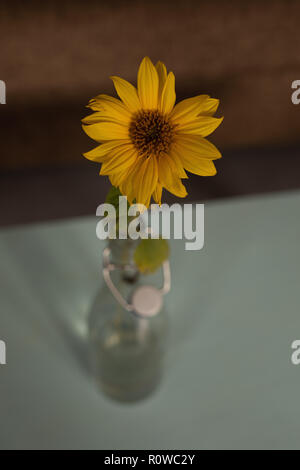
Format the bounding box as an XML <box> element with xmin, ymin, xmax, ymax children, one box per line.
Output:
<box><xmin>102</xmin><ymin>246</ymin><xmax>171</xmax><ymax>317</ymax></box>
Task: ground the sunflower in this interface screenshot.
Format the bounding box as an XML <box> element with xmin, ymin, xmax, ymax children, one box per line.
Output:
<box><xmin>82</xmin><ymin>57</ymin><xmax>223</xmax><ymax>206</ymax></box>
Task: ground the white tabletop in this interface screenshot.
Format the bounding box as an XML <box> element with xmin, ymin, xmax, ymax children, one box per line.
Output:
<box><xmin>0</xmin><ymin>190</ymin><xmax>300</xmax><ymax>450</ymax></box>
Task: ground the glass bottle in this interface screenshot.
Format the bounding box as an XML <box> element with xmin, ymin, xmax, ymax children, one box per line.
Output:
<box><xmin>88</xmin><ymin>238</ymin><xmax>168</xmax><ymax>403</ymax></box>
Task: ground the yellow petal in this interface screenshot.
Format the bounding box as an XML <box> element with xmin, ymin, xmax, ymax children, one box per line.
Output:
<box><xmin>168</xmin><ymin>149</ymin><xmax>188</xmax><ymax>178</ymax></box>
<box><xmin>100</xmin><ymin>145</ymin><xmax>137</xmax><ymax>175</ymax></box>
<box><xmin>110</xmin><ymin>76</ymin><xmax>141</xmax><ymax>112</ymax></box>
<box><xmin>160</xmin><ymin>72</ymin><xmax>176</xmax><ymax>114</ymax></box>
<box><xmin>82</xmin><ymin>112</ymin><xmax>105</xmax><ymax>125</ymax></box>
<box><xmin>109</xmin><ymin>173</ymin><xmax>120</xmax><ymax>187</ymax></box>
<box><xmin>176</xmin><ymin>116</ymin><xmax>223</xmax><ymax>137</ymax></box>
<box><xmin>156</xmin><ymin>61</ymin><xmax>167</xmax><ymax>105</ymax></box>
<box><xmin>170</xmin><ymin>95</ymin><xmax>209</xmax><ymax>124</ymax></box>
<box><xmin>158</xmin><ymin>154</ymin><xmax>187</xmax><ymax>198</ymax></box>
<box><xmin>119</xmin><ymin>170</ymin><xmax>135</xmax><ymax>204</ymax></box>
<box><xmin>120</xmin><ymin>156</ymin><xmax>144</xmax><ymax>203</ymax></box>
<box><xmin>108</xmin><ymin>160</ymin><xmax>133</xmax><ymax>187</ymax></box>
<box><xmin>109</xmin><ymin>167</ymin><xmax>129</xmax><ymax>187</ymax></box>
<box><xmin>174</xmin><ymin>135</ymin><xmax>222</xmax><ymax>160</ymax></box>
<box><xmin>136</xmin><ymin>157</ymin><xmax>158</xmax><ymax>205</ymax></box>
<box><xmin>153</xmin><ymin>182</ymin><xmax>163</xmax><ymax>205</ymax></box>
<box><xmin>198</xmin><ymin>98</ymin><xmax>219</xmax><ymax>116</ymax></box>
<box><xmin>82</xmin><ymin>121</ymin><xmax>129</xmax><ymax>142</ymax></box>
<box><xmin>173</xmin><ymin>143</ymin><xmax>217</xmax><ymax>176</ymax></box>
<box><xmin>171</xmin><ymin>95</ymin><xmax>221</xmax><ymax>125</ymax></box>
<box><xmin>87</xmin><ymin>94</ymin><xmax>130</xmax><ymax>115</ymax></box>
<box><xmin>122</xmin><ymin>157</ymin><xmax>158</xmax><ymax>206</ymax></box>
<box><xmin>83</xmin><ymin>140</ymin><xmax>130</xmax><ymax>162</ymax></box>
<box><xmin>87</xmin><ymin>101</ymin><xmax>104</xmax><ymax>112</ymax></box>
<box><xmin>85</xmin><ymin>95</ymin><xmax>131</xmax><ymax>123</ymax></box>
<box><xmin>138</xmin><ymin>57</ymin><xmax>159</xmax><ymax>109</ymax></box>
<box><xmin>82</xmin><ymin>111</ymin><xmax>129</xmax><ymax>126</ymax></box>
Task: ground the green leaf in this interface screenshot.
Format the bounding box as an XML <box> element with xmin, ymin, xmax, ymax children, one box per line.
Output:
<box><xmin>134</xmin><ymin>238</ymin><xmax>169</xmax><ymax>274</ymax></box>
<box><xmin>105</xmin><ymin>186</ymin><xmax>122</xmax><ymax>212</ymax></box>
<box><xmin>105</xmin><ymin>185</ymin><xmax>130</xmax><ymax>219</ymax></box>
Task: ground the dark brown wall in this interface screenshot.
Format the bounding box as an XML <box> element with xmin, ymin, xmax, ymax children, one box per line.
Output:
<box><xmin>1</xmin><ymin>0</ymin><xmax>300</xmax><ymax>170</ymax></box>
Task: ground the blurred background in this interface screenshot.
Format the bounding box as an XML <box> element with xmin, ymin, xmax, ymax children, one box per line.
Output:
<box><xmin>1</xmin><ymin>0</ymin><xmax>300</xmax><ymax>226</ymax></box>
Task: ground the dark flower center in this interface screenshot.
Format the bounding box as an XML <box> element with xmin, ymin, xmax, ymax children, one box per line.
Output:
<box><xmin>129</xmin><ymin>110</ymin><xmax>174</xmax><ymax>157</ymax></box>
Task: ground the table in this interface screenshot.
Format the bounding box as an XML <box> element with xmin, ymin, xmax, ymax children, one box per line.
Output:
<box><xmin>0</xmin><ymin>190</ymin><xmax>300</xmax><ymax>449</ymax></box>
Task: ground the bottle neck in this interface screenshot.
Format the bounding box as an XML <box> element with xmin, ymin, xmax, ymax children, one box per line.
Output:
<box><xmin>104</xmin><ymin>238</ymin><xmax>165</xmax><ymax>321</ymax></box>
<box><xmin>108</xmin><ymin>238</ymin><xmax>139</xmax><ymax>283</ymax></box>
